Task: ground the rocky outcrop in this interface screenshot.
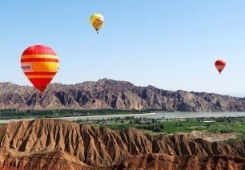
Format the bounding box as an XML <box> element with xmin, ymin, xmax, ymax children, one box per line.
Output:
<box><xmin>0</xmin><ymin>148</ymin><xmax>89</xmax><ymax>170</ymax></box>
<box><xmin>0</xmin><ymin>119</ymin><xmax>244</xmax><ymax>169</ymax></box>
<box><xmin>0</xmin><ymin>78</ymin><xmax>245</xmax><ymax>111</ymax></box>
<box><xmin>115</xmin><ymin>154</ymin><xmax>245</xmax><ymax>170</ymax></box>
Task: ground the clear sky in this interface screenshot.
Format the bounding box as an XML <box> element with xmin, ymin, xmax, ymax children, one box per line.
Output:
<box><xmin>1</xmin><ymin>1</ymin><xmax>245</xmax><ymax>97</ymax></box>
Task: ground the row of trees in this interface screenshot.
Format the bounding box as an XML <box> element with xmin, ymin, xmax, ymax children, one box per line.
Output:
<box><xmin>0</xmin><ymin>109</ymin><xmax>152</xmax><ymax>119</ymax></box>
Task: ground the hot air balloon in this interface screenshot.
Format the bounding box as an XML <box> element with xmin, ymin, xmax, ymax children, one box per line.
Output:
<box><xmin>20</xmin><ymin>45</ymin><xmax>59</xmax><ymax>96</ymax></box>
<box><xmin>215</xmin><ymin>59</ymin><xmax>226</xmax><ymax>74</ymax></box>
<box><xmin>90</xmin><ymin>13</ymin><xmax>104</xmax><ymax>33</ymax></box>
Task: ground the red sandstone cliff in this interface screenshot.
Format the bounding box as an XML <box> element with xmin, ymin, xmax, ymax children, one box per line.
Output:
<box><xmin>0</xmin><ymin>119</ymin><xmax>244</xmax><ymax>169</ymax></box>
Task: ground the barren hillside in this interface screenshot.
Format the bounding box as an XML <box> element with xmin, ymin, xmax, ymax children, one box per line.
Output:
<box><xmin>0</xmin><ymin>119</ymin><xmax>244</xmax><ymax>169</ymax></box>
<box><xmin>0</xmin><ymin>79</ymin><xmax>245</xmax><ymax>111</ymax></box>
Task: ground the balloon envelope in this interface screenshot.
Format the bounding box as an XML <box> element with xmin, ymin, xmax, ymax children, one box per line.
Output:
<box><xmin>20</xmin><ymin>45</ymin><xmax>59</xmax><ymax>92</ymax></box>
<box><xmin>215</xmin><ymin>59</ymin><xmax>226</xmax><ymax>74</ymax></box>
<box><xmin>90</xmin><ymin>13</ymin><xmax>104</xmax><ymax>33</ymax></box>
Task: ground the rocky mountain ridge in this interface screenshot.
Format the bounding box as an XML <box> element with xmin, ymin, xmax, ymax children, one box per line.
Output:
<box><xmin>0</xmin><ymin>78</ymin><xmax>245</xmax><ymax>111</ymax></box>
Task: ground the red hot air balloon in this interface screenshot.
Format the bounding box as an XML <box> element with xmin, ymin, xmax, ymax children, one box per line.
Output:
<box><xmin>20</xmin><ymin>45</ymin><xmax>59</xmax><ymax>94</ymax></box>
<box><xmin>215</xmin><ymin>59</ymin><xmax>226</xmax><ymax>74</ymax></box>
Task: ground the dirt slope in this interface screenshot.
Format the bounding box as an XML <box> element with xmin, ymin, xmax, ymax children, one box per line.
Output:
<box><xmin>0</xmin><ymin>119</ymin><xmax>244</xmax><ymax>169</ymax></box>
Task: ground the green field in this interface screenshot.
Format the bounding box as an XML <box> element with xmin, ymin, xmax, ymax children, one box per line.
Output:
<box><xmin>92</xmin><ymin>117</ymin><xmax>244</xmax><ymax>132</ymax></box>
<box><xmin>77</xmin><ymin>116</ymin><xmax>245</xmax><ymax>140</ymax></box>
<box><xmin>1</xmin><ymin>109</ymin><xmax>245</xmax><ymax>141</ymax></box>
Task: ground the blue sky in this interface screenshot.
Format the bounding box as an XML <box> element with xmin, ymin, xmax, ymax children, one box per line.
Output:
<box><xmin>1</xmin><ymin>1</ymin><xmax>245</xmax><ymax>97</ymax></box>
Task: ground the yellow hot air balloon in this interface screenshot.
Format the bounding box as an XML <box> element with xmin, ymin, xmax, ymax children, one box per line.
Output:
<box><xmin>90</xmin><ymin>13</ymin><xmax>104</xmax><ymax>33</ymax></box>
<box><xmin>20</xmin><ymin>45</ymin><xmax>59</xmax><ymax>97</ymax></box>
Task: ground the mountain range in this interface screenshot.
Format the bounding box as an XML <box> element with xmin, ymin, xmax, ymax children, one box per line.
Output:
<box><xmin>0</xmin><ymin>78</ymin><xmax>245</xmax><ymax>111</ymax></box>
